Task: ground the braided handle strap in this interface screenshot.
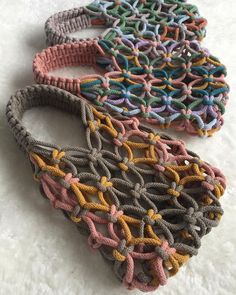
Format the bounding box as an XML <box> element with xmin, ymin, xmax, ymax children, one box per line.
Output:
<box><xmin>45</xmin><ymin>6</ymin><xmax>104</xmax><ymax>46</ymax></box>
<box><xmin>6</xmin><ymin>85</ymin><xmax>83</xmax><ymax>153</ymax></box>
<box><xmin>6</xmin><ymin>85</ymin><xmax>226</xmax><ymax>291</ymax></box>
<box><xmin>45</xmin><ymin>0</ymin><xmax>207</xmax><ymax>46</ymax></box>
<box><xmin>33</xmin><ymin>38</ymin><xmax>229</xmax><ymax>136</ymax></box>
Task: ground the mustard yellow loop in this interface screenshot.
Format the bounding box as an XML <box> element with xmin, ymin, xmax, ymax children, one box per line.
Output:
<box><xmin>113</xmin><ymin>249</ymin><xmax>126</xmax><ymax>262</ymax></box>
<box><xmin>165</xmin><ymin>167</ymin><xmax>180</xmax><ymax>184</ymax></box>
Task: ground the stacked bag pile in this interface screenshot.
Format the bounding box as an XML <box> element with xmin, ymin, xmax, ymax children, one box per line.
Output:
<box><xmin>6</xmin><ymin>1</ymin><xmax>228</xmax><ymax>291</ymax></box>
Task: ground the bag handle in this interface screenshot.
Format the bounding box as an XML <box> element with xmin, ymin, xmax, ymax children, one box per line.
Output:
<box><xmin>45</xmin><ymin>6</ymin><xmax>110</xmax><ymax>46</ymax></box>
<box><xmin>6</xmin><ymin>84</ymin><xmax>88</xmax><ymax>153</ymax></box>
<box><xmin>33</xmin><ymin>40</ymin><xmax>109</xmax><ymax>95</ymax></box>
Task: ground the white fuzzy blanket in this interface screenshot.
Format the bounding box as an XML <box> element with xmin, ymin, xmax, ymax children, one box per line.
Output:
<box><xmin>0</xmin><ymin>1</ymin><xmax>235</xmax><ymax>294</ymax></box>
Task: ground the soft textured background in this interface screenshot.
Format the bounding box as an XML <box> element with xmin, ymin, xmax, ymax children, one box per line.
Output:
<box><xmin>0</xmin><ymin>1</ymin><xmax>235</xmax><ymax>294</ymax></box>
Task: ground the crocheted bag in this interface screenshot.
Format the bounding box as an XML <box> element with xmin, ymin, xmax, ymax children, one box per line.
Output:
<box><xmin>33</xmin><ymin>38</ymin><xmax>229</xmax><ymax>136</ymax></box>
<box><xmin>34</xmin><ymin>1</ymin><xmax>229</xmax><ymax>137</ymax></box>
<box><xmin>6</xmin><ymin>84</ymin><xmax>225</xmax><ymax>292</ymax></box>
<box><xmin>45</xmin><ymin>0</ymin><xmax>207</xmax><ymax>46</ymax></box>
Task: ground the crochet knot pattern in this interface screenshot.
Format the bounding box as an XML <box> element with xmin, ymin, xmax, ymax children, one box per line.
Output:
<box><xmin>6</xmin><ymin>85</ymin><xmax>226</xmax><ymax>292</ymax></box>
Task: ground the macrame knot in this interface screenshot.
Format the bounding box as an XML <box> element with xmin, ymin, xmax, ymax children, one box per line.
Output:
<box><xmin>121</xmin><ymin>157</ymin><xmax>129</xmax><ymax>165</ymax></box>
<box><xmin>154</xmin><ymin>159</ymin><xmax>166</xmax><ymax>172</ymax></box>
<box><xmin>114</xmin><ymin>132</ymin><xmax>126</xmax><ymax>146</ymax></box>
<box><xmin>143</xmin><ymin>65</ymin><xmax>153</xmax><ymax>75</ymax></box>
<box><xmin>130</xmin><ymin>183</ymin><xmax>147</xmax><ymax>199</ymax></box>
<box><xmin>88</xmin><ymin>120</ymin><xmax>100</xmax><ymax>132</ymax></box>
<box><xmin>107</xmin><ymin>214</ymin><xmax>118</xmax><ymax>223</ymax></box>
<box><xmin>106</xmin><ymin>204</ymin><xmax>123</xmax><ymax>223</ymax></box>
<box><xmin>87</xmin><ymin>148</ymin><xmax>102</xmax><ymax>164</ymax></box>
<box><xmin>122</xmin><ymin>69</ymin><xmax>131</xmax><ymax>79</ymax></box>
<box><xmin>122</xmin><ymin>89</ymin><xmax>131</xmax><ymax>99</ymax></box>
<box><xmin>88</xmin><ymin>231</ymin><xmax>104</xmax><ymax>249</ymax></box>
<box><xmin>163</xmin><ymin>78</ymin><xmax>172</xmax><ymax>86</ymax></box>
<box><xmin>146</xmin><ymin>209</ymin><xmax>162</xmax><ymax>224</ymax></box>
<box><xmin>118</xmin><ymin>157</ymin><xmax>130</xmax><ymax>171</ymax></box>
<box><xmin>72</xmin><ymin>205</ymin><xmax>88</xmax><ymax>218</ymax></box>
<box><xmin>155</xmin><ymin>240</ymin><xmax>176</xmax><ymax>262</ymax></box>
<box><xmin>130</xmin><ymin>116</ymin><xmax>140</xmax><ymax>128</ymax></box>
<box><xmin>182</xmin><ymin>85</ymin><xmax>192</xmax><ymax>96</ymax></box>
<box><xmin>204</xmin><ymin>75</ymin><xmax>214</xmax><ymax>83</ymax></box>
<box><xmin>143</xmin><ymin>82</ymin><xmax>152</xmax><ymax>92</ymax></box>
<box><xmin>113</xmin><ymin>239</ymin><xmax>134</xmax><ymax>262</ymax></box>
<box><xmin>132</xmin><ymin>48</ymin><xmax>139</xmax><ymax>57</ymax></box>
<box><xmin>163</xmin><ymin>56</ymin><xmax>172</xmax><ymax>63</ymax></box>
<box><xmin>155</xmin><ymin>246</ymin><xmax>170</xmax><ymax>261</ymax></box>
<box><xmin>148</xmin><ymin>133</ymin><xmax>161</xmax><ymax>145</ymax></box>
<box><xmin>97</xmin><ymin>176</ymin><xmax>113</xmax><ymax>193</ymax></box>
<box><xmin>141</xmin><ymin>105</ymin><xmax>151</xmax><ymax>118</ymax></box>
<box><xmin>162</xmin><ymin>95</ymin><xmax>172</xmax><ymax>105</ymax></box>
<box><xmin>59</xmin><ymin>173</ymin><xmax>79</xmax><ymax>189</ymax></box>
<box><xmin>143</xmin><ymin>215</ymin><xmax>155</xmax><ymax>226</ymax></box>
<box><xmin>202</xmin><ymin>175</ymin><xmax>217</xmax><ymax>191</ymax></box>
<box><xmin>181</xmin><ymin>108</ymin><xmax>192</xmax><ymax>120</ymax></box>
<box><xmin>102</xmin><ymin>77</ymin><xmax>110</xmax><ymax>89</ymax></box>
<box><xmin>51</xmin><ymin>149</ymin><xmax>65</xmax><ymax>165</ymax></box>
<box><xmin>150</xmin><ymin>40</ymin><xmax>159</xmax><ymax>48</ymax></box>
<box><xmin>167</xmin><ymin>182</ymin><xmax>183</xmax><ymax>198</ymax></box>
<box><xmin>202</xmin><ymin>95</ymin><xmax>214</xmax><ymax>106</ymax></box>
<box><xmin>184</xmin><ymin>207</ymin><xmax>203</xmax><ymax>225</ymax></box>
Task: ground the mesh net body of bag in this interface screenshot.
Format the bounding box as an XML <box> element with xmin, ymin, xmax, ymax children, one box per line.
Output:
<box><xmin>6</xmin><ymin>85</ymin><xmax>226</xmax><ymax>291</ymax></box>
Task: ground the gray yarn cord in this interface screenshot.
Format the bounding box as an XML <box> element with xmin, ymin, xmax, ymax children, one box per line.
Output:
<box><xmin>6</xmin><ymin>84</ymin><xmax>225</xmax><ymax>289</ymax></box>
<box><xmin>45</xmin><ymin>7</ymin><xmax>97</xmax><ymax>45</ymax></box>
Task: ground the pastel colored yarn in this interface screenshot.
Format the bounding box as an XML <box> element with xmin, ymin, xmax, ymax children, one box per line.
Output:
<box><xmin>6</xmin><ymin>85</ymin><xmax>226</xmax><ymax>292</ymax></box>
<box><xmin>33</xmin><ymin>38</ymin><xmax>229</xmax><ymax>136</ymax></box>
<box><xmin>45</xmin><ymin>0</ymin><xmax>207</xmax><ymax>46</ymax></box>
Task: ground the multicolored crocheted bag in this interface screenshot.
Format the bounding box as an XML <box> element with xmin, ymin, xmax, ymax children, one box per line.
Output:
<box><xmin>33</xmin><ymin>38</ymin><xmax>228</xmax><ymax>136</ymax></box>
<box><xmin>6</xmin><ymin>85</ymin><xmax>226</xmax><ymax>292</ymax></box>
<box><xmin>33</xmin><ymin>0</ymin><xmax>229</xmax><ymax>137</ymax></box>
<box><xmin>45</xmin><ymin>0</ymin><xmax>207</xmax><ymax>45</ymax></box>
